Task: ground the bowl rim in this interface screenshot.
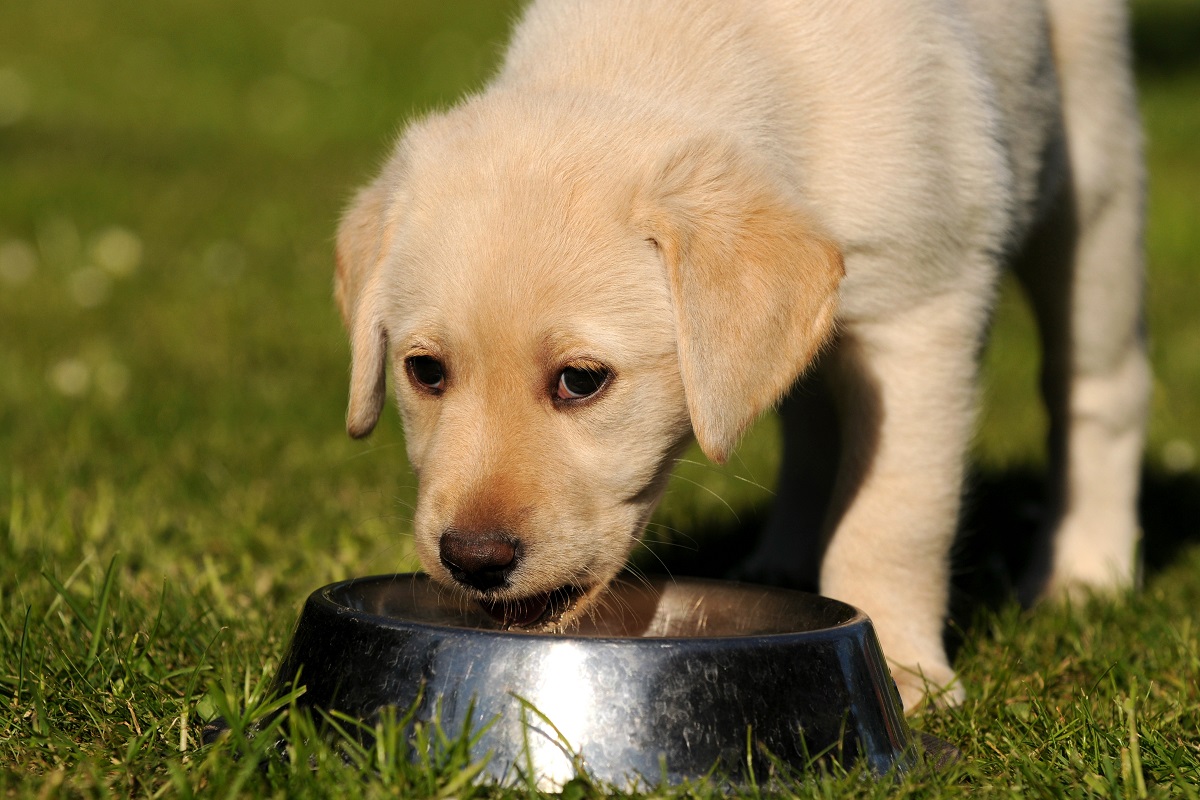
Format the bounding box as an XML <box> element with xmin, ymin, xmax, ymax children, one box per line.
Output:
<box><xmin>309</xmin><ymin>572</ymin><xmax>874</xmax><ymax>646</ymax></box>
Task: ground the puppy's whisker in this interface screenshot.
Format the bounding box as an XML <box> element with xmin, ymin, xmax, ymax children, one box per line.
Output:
<box><xmin>638</xmin><ymin>525</ymin><xmax>700</xmax><ymax>551</ymax></box>
<box><xmin>625</xmin><ymin>556</ymin><xmax>673</xmax><ymax>590</ymax></box>
<box><xmin>637</xmin><ymin>540</ymin><xmax>700</xmax><ymax>552</ymax></box>
<box><xmin>630</xmin><ymin>536</ymin><xmax>676</xmax><ymax>577</ymax></box>
<box><xmin>641</xmin><ymin>520</ymin><xmax>697</xmax><ymax>541</ymax></box>
<box><xmin>670</xmin><ymin>458</ymin><xmax>775</xmax><ymax>495</ymax></box>
<box><xmin>663</xmin><ymin>474</ymin><xmax>741</xmax><ymax>523</ymax></box>
<box><xmin>720</xmin><ymin>472</ymin><xmax>774</xmax><ymax>495</ymax></box>
<box><xmin>343</xmin><ymin>442</ymin><xmax>413</xmax><ymax>462</ymax></box>
<box><xmin>730</xmin><ymin>449</ymin><xmax>769</xmax><ymax>491</ymax></box>
<box><xmin>671</xmin><ymin>457</ymin><xmax>727</xmax><ymax>471</ymax></box>
<box><xmin>594</xmin><ymin>578</ymin><xmax>639</xmax><ymax>623</ymax></box>
<box><xmin>623</xmin><ymin>564</ymin><xmax>655</xmax><ymax>591</ymax></box>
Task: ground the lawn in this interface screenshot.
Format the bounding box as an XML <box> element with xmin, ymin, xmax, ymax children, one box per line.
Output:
<box><xmin>1</xmin><ymin>0</ymin><xmax>1198</xmax><ymax>796</ymax></box>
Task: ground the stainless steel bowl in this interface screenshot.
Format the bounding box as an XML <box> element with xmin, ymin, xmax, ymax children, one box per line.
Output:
<box><xmin>271</xmin><ymin>573</ymin><xmax>922</xmax><ymax>788</ymax></box>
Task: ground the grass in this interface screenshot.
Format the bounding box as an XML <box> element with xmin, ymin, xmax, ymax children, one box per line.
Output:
<box><xmin>1</xmin><ymin>0</ymin><xmax>1198</xmax><ymax>795</ymax></box>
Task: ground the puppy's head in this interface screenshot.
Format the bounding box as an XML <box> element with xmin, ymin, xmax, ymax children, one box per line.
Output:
<box><xmin>335</xmin><ymin>99</ymin><xmax>842</xmax><ymax>628</ymax></box>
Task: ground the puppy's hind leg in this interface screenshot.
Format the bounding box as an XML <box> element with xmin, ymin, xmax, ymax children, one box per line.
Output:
<box><xmin>1016</xmin><ymin>0</ymin><xmax>1150</xmax><ymax>603</ymax></box>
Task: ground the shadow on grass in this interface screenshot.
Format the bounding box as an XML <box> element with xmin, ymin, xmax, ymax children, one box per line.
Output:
<box><xmin>1133</xmin><ymin>1</ymin><xmax>1200</xmax><ymax>76</ymax></box>
<box><xmin>638</xmin><ymin>465</ymin><xmax>1200</xmax><ymax>641</ymax></box>
<box><xmin>949</xmin><ymin>466</ymin><xmax>1200</xmax><ymax>628</ymax></box>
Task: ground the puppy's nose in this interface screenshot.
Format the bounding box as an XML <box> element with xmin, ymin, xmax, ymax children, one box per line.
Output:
<box><xmin>439</xmin><ymin>529</ymin><xmax>520</xmax><ymax>591</ymax></box>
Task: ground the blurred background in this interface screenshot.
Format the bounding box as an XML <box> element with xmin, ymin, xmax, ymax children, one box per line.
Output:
<box><xmin>0</xmin><ymin>0</ymin><xmax>1197</xmax><ymax>603</ymax></box>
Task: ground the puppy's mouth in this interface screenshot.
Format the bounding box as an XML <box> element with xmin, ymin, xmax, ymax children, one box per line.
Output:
<box><xmin>478</xmin><ymin>585</ymin><xmax>585</xmax><ymax>630</ymax></box>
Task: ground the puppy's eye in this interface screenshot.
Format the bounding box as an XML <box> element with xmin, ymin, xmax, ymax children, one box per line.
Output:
<box><xmin>556</xmin><ymin>365</ymin><xmax>610</xmax><ymax>401</ymax></box>
<box><xmin>406</xmin><ymin>355</ymin><xmax>445</xmax><ymax>394</ymax></box>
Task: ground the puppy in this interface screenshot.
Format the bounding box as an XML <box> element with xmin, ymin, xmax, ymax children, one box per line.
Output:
<box><xmin>334</xmin><ymin>0</ymin><xmax>1148</xmax><ymax>711</ymax></box>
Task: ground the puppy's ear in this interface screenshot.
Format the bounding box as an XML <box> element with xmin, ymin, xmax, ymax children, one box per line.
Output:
<box><xmin>638</xmin><ymin>135</ymin><xmax>843</xmax><ymax>463</ymax></box>
<box><xmin>335</xmin><ymin>178</ymin><xmax>395</xmax><ymax>439</ymax></box>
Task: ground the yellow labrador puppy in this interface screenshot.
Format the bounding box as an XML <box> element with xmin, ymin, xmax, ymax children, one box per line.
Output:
<box><xmin>335</xmin><ymin>0</ymin><xmax>1148</xmax><ymax>711</ymax></box>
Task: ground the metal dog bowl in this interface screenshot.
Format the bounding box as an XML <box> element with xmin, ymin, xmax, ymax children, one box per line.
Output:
<box><xmin>270</xmin><ymin>573</ymin><xmax>924</xmax><ymax>788</ymax></box>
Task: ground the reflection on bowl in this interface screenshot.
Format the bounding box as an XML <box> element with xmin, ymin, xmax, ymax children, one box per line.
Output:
<box><xmin>271</xmin><ymin>573</ymin><xmax>920</xmax><ymax>788</ymax></box>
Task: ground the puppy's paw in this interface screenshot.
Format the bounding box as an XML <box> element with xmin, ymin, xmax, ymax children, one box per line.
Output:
<box><xmin>1039</xmin><ymin>574</ymin><xmax>1133</xmax><ymax>609</ymax></box>
<box><xmin>1021</xmin><ymin>516</ymin><xmax>1140</xmax><ymax>606</ymax></box>
<box><xmin>890</xmin><ymin>661</ymin><xmax>964</xmax><ymax>715</ymax></box>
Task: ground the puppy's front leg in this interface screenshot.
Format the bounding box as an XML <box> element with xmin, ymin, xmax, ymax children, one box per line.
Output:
<box><xmin>818</xmin><ymin>300</ymin><xmax>985</xmax><ymax>712</ymax></box>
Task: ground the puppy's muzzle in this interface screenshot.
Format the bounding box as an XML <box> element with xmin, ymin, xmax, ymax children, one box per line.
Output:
<box><xmin>439</xmin><ymin>529</ymin><xmax>520</xmax><ymax>592</ymax></box>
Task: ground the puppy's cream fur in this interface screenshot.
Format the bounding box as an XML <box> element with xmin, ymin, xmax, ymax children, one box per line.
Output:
<box><xmin>336</xmin><ymin>0</ymin><xmax>1148</xmax><ymax>711</ymax></box>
